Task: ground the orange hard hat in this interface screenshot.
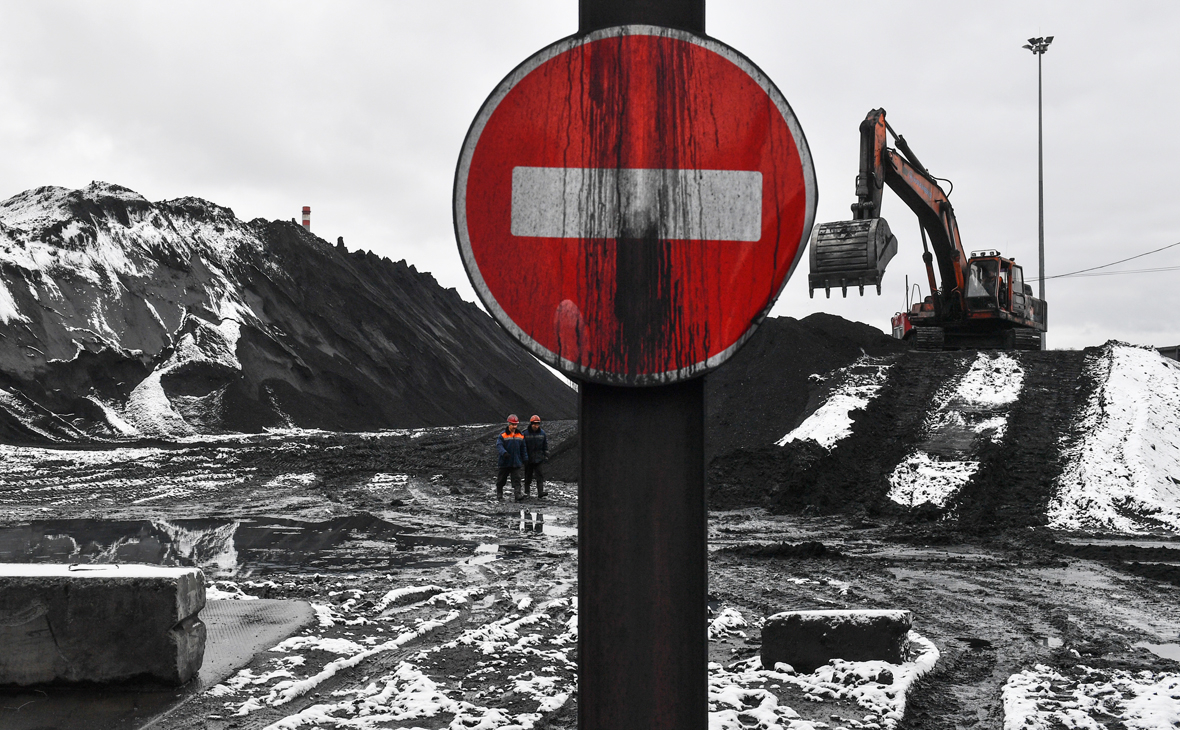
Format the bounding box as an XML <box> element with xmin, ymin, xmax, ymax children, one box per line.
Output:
<box><xmin>529</xmin><ymin>415</ymin><xmax>541</xmax><ymax>423</ymax></box>
<box><xmin>506</xmin><ymin>414</ymin><xmax>519</xmax><ymax>424</ymax></box>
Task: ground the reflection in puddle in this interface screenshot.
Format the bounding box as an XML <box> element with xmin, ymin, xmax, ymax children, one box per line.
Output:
<box><xmin>516</xmin><ymin>511</ymin><xmax>576</xmax><ymax>538</ymax></box>
<box><xmin>1136</xmin><ymin>641</ymin><xmax>1180</xmax><ymax>661</ymax></box>
<box><xmin>0</xmin><ymin>515</ymin><xmax>481</xmax><ymax>576</ymax></box>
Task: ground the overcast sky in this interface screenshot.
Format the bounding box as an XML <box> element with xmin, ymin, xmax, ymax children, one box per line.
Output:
<box><xmin>1</xmin><ymin>1</ymin><xmax>1178</xmax><ymax>350</ymax></box>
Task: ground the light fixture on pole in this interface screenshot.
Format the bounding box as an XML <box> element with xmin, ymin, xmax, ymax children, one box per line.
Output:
<box><xmin>1023</xmin><ymin>35</ymin><xmax>1052</xmax><ymax>348</ymax></box>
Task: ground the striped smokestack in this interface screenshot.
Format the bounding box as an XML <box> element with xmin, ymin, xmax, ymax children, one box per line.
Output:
<box><xmin>301</xmin><ymin>206</ymin><xmax>311</xmax><ymax>230</ymax></box>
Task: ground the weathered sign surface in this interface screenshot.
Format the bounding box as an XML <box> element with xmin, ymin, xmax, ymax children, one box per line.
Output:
<box><xmin>455</xmin><ymin>25</ymin><xmax>817</xmax><ymax>385</ymax></box>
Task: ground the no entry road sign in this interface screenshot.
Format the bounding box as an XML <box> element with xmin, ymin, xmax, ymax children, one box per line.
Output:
<box><xmin>455</xmin><ymin>25</ymin><xmax>816</xmax><ymax>385</ymax></box>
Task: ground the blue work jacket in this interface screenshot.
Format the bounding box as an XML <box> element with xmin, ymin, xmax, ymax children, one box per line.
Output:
<box><xmin>497</xmin><ymin>429</ymin><xmax>528</xmax><ymax>468</ymax></box>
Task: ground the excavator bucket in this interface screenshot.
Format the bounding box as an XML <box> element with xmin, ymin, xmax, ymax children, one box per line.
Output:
<box><xmin>808</xmin><ymin>218</ymin><xmax>898</xmax><ymax>297</ymax></box>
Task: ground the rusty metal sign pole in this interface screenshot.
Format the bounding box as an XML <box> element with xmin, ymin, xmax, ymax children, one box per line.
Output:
<box><xmin>576</xmin><ymin>4</ymin><xmax>708</xmax><ymax>730</ymax></box>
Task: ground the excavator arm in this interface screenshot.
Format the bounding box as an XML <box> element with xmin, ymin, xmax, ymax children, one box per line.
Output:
<box><xmin>810</xmin><ymin>109</ymin><xmax>968</xmax><ymax>313</ymax></box>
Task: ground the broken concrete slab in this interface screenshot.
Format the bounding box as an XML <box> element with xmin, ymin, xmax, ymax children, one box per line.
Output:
<box><xmin>0</xmin><ymin>563</ymin><xmax>205</xmax><ymax>686</ymax></box>
<box><xmin>762</xmin><ymin>609</ymin><xmax>912</xmax><ymax>673</ymax></box>
<box><xmin>0</xmin><ymin>599</ymin><xmax>315</xmax><ymax>730</ymax></box>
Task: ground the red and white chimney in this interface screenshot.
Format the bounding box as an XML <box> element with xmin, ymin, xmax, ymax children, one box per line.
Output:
<box><xmin>301</xmin><ymin>206</ymin><xmax>311</xmax><ymax>230</ymax></box>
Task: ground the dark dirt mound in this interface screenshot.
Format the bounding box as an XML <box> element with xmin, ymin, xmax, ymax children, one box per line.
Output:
<box><xmin>704</xmin><ymin>313</ymin><xmax>907</xmax><ymax>461</ymax></box>
<box><xmin>0</xmin><ymin>184</ymin><xmax>577</xmax><ymax>443</ymax></box>
<box><xmin>710</xmin><ymin>351</ymin><xmax>971</xmax><ymax>514</ymax></box>
<box><xmin>544</xmin><ymin>313</ymin><xmax>906</xmax><ymax>486</ymax></box>
<box><xmin>951</xmin><ymin>350</ymin><xmax>1093</xmax><ymax>531</ymax></box>
<box><xmin>710</xmin><ymin>346</ymin><xmax>1104</xmax><ymax>535</ymax></box>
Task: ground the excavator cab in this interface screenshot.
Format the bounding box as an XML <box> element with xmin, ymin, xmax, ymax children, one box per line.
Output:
<box><xmin>965</xmin><ymin>251</ymin><xmax>1028</xmax><ymax>316</ymax></box>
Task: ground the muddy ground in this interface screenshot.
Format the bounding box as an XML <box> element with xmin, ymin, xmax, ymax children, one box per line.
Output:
<box><xmin>1</xmin><ymin>428</ymin><xmax>1179</xmax><ymax>729</ymax></box>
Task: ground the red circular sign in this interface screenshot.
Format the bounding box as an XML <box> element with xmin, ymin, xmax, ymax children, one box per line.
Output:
<box><xmin>455</xmin><ymin>25</ymin><xmax>816</xmax><ymax>385</ymax></box>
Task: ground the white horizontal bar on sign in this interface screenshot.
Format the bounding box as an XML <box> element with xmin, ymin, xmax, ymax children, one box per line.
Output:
<box><xmin>510</xmin><ymin>167</ymin><xmax>763</xmax><ymax>242</ymax></box>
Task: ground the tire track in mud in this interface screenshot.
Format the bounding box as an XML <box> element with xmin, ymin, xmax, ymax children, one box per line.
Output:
<box><xmin>952</xmin><ymin>350</ymin><xmax>1093</xmax><ymax>532</ymax></box>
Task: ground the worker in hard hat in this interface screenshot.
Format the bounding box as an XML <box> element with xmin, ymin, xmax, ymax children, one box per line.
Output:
<box><xmin>496</xmin><ymin>414</ymin><xmax>528</xmax><ymax>501</ymax></box>
<box><xmin>522</xmin><ymin>415</ymin><xmax>548</xmax><ymax>499</ymax></box>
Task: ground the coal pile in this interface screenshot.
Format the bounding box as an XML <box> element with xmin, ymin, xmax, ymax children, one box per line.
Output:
<box><xmin>543</xmin><ymin>313</ymin><xmax>906</xmax><ymax>484</ymax></box>
<box><xmin>0</xmin><ymin>183</ymin><xmax>575</xmax><ymax>442</ymax></box>
<box><xmin>707</xmin><ymin>342</ymin><xmax>1160</xmax><ymax>537</ymax></box>
<box><xmin>704</xmin><ymin>313</ymin><xmax>907</xmax><ymax>460</ymax></box>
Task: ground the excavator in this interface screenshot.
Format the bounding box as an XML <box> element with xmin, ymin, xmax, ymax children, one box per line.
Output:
<box><xmin>808</xmin><ymin>108</ymin><xmax>1047</xmax><ymax>350</ymax></box>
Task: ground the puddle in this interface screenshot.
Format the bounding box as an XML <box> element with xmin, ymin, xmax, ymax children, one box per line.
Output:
<box><xmin>862</xmin><ymin>547</ymin><xmax>1000</xmax><ymax>562</ymax></box>
<box><xmin>515</xmin><ymin>510</ymin><xmax>577</xmax><ymax>538</ymax></box>
<box><xmin>0</xmin><ymin>514</ymin><xmax>502</xmax><ymax>576</ymax></box>
<box><xmin>1136</xmin><ymin>642</ymin><xmax>1180</xmax><ymax>661</ymax></box>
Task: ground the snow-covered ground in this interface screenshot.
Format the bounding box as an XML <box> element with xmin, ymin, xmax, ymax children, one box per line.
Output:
<box><xmin>888</xmin><ymin>352</ymin><xmax>1024</xmax><ymax>508</ymax></box>
<box><xmin>1049</xmin><ymin>344</ymin><xmax>1180</xmax><ymax>533</ymax></box>
<box><xmin>1003</xmin><ymin>664</ymin><xmax>1180</xmax><ymax>730</ymax></box>
<box><xmin>778</xmin><ymin>358</ymin><xmax>894</xmax><ymax>449</ymax></box>
<box><xmin>202</xmin><ymin>592</ymin><xmax>940</xmax><ymax>730</ymax></box>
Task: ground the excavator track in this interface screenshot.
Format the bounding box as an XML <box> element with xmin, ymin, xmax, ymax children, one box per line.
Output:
<box><xmin>1014</xmin><ymin>329</ymin><xmax>1043</xmax><ymax>351</ymax></box>
<box><xmin>913</xmin><ymin>326</ymin><xmax>946</xmax><ymax>351</ymax></box>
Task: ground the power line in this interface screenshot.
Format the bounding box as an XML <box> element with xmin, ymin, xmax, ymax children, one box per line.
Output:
<box><xmin>1045</xmin><ymin>239</ymin><xmax>1180</xmax><ymax>280</ymax></box>
<box><xmin>1056</xmin><ymin>264</ymin><xmax>1180</xmax><ymax>279</ymax></box>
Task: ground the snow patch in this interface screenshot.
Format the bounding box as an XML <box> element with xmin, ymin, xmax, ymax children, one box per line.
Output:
<box><xmin>0</xmin><ymin>277</ymin><xmax>27</xmax><ymax>324</ymax></box>
<box><xmin>709</xmin><ymin>607</ymin><xmax>750</xmax><ymax>640</ymax></box>
<box><xmin>887</xmin><ymin>453</ymin><xmax>981</xmax><ymax>508</ymax></box>
<box><xmin>953</xmin><ymin>351</ymin><xmax>1025</xmax><ymax>406</ymax></box>
<box><xmin>778</xmin><ymin>358</ymin><xmax>893</xmax><ymax>449</ymax></box>
<box><xmin>709</xmin><ymin>629</ymin><xmax>940</xmax><ymax>730</ymax></box>
<box><xmin>265</xmin><ymin>612</ymin><xmax>460</xmax><ymax>708</ymax></box>
<box><xmin>207</xmin><ymin>581</ymin><xmax>259</xmax><ymax>601</ymax></box>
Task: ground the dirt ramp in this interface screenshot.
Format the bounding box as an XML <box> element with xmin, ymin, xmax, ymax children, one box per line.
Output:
<box><xmin>711</xmin><ymin>347</ymin><xmax>1120</xmax><ymax>533</ymax></box>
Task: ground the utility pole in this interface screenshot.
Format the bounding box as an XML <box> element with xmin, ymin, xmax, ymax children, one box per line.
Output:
<box><xmin>1023</xmin><ymin>35</ymin><xmax>1052</xmax><ymax>348</ymax></box>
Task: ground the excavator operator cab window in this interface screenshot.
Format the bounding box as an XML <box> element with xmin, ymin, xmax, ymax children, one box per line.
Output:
<box><xmin>966</xmin><ymin>259</ymin><xmax>1000</xmax><ymax>306</ymax></box>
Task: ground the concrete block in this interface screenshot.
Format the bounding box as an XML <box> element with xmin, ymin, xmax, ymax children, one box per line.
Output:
<box><xmin>761</xmin><ymin>609</ymin><xmax>912</xmax><ymax>673</ymax></box>
<box><xmin>0</xmin><ymin>563</ymin><xmax>206</xmax><ymax>686</ymax></box>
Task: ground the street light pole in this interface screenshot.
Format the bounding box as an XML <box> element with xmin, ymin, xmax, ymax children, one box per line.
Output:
<box><xmin>1023</xmin><ymin>35</ymin><xmax>1052</xmax><ymax>348</ymax></box>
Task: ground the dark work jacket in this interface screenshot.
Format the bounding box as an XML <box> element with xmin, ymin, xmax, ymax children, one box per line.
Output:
<box><xmin>497</xmin><ymin>430</ymin><xmax>528</xmax><ymax>468</ymax></box>
<box><xmin>523</xmin><ymin>427</ymin><xmax>548</xmax><ymax>464</ymax></box>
